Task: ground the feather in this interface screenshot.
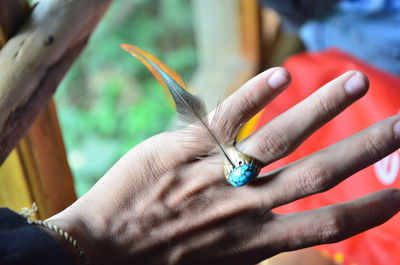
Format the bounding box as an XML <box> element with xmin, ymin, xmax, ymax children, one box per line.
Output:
<box><xmin>121</xmin><ymin>44</ymin><xmax>234</xmax><ymax>166</ymax></box>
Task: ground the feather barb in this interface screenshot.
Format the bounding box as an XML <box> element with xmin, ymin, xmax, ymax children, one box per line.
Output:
<box><xmin>121</xmin><ymin>43</ymin><xmax>235</xmax><ymax>167</ymax></box>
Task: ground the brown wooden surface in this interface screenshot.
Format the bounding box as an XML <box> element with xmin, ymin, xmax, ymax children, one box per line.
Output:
<box><xmin>232</xmin><ymin>0</ymin><xmax>263</xmax><ymax>93</ymax></box>
<box><xmin>0</xmin><ymin>99</ymin><xmax>77</xmax><ymax>219</ymax></box>
<box><xmin>0</xmin><ymin>0</ymin><xmax>112</xmax><ymax>164</ymax></box>
<box><xmin>20</xmin><ymin>100</ymin><xmax>76</xmax><ymax>218</ymax></box>
<box><xmin>0</xmin><ymin>148</ymin><xmax>35</xmax><ymax>215</ymax></box>
<box><xmin>239</xmin><ymin>0</ymin><xmax>262</xmax><ymax>69</ymax></box>
<box><xmin>0</xmin><ymin>0</ymin><xmax>79</xmax><ymax>218</ymax></box>
<box><xmin>0</xmin><ymin>0</ymin><xmax>30</xmax><ymax>46</ymax></box>
<box><xmin>190</xmin><ymin>0</ymin><xmax>262</xmax><ymax>111</ymax></box>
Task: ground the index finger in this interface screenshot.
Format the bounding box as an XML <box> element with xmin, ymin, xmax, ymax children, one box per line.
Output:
<box><xmin>210</xmin><ymin>67</ymin><xmax>291</xmax><ymax>140</ymax></box>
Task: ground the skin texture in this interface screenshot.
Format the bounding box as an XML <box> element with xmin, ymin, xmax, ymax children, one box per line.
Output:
<box><xmin>48</xmin><ymin>67</ymin><xmax>400</xmax><ymax>265</ymax></box>
<box><xmin>260</xmin><ymin>248</ymin><xmax>334</xmax><ymax>265</ymax></box>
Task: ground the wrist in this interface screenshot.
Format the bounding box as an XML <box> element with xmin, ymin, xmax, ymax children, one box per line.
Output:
<box><xmin>46</xmin><ymin>202</ymin><xmax>104</xmax><ymax>265</ymax></box>
<box><xmin>38</xmin><ymin>221</ymin><xmax>88</xmax><ymax>265</ymax></box>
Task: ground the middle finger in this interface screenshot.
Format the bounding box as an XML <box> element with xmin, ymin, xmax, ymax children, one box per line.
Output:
<box><xmin>237</xmin><ymin>70</ymin><xmax>369</xmax><ymax>165</ymax></box>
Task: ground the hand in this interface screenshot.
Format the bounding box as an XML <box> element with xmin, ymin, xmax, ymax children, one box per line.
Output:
<box><xmin>49</xmin><ymin>68</ymin><xmax>400</xmax><ymax>265</ymax></box>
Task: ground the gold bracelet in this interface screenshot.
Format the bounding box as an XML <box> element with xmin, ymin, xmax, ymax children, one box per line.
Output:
<box><xmin>20</xmin><ymin>203</ymin><xmax>90</xmax><ymax>265</ymax></box>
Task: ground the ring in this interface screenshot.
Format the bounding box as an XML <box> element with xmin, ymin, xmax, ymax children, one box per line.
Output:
<box><xmin>224</xmin><ymin>147</ymin><xmax>261</xmax><ymax>187</ymax></box>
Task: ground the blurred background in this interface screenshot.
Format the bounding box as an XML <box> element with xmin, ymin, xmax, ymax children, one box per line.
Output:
<box><xmin>55</xmin><ymin>0</ymin><xmax>197</xmax><ymax>196</ymax></box>
<box><xmin>54</xmin><ymin>0</ymin><xmax>275</xmax><ymax>197</ymax></box>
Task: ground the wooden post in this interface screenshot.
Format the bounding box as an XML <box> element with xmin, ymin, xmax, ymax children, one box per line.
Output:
<box><xmin>0</xmin><ymin>0</ymin><xmax>111</xmax><ymax>217</ymax></box>
<box><xmin>0</xmin><ymin>0</ymin><xmax>30</xmax><ymax>46</ymax></box>
<box><xmin>0</xmin><ymin>0</ymin><xmax>112</xmax><ymax>163</ymax></box>
<box><xmin>190</xmin><ymin>0</ymin><xmax>261</xmax><ymax>110</ymax></box>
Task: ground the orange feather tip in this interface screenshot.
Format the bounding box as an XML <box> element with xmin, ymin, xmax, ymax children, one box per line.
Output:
<box><xmin>120</xmin><ymin>43</ymin><xmax>188</xmax><ymax>90</ymax></box>
<box><xmin>120</xmin><ymin>43</ymin><xmax>181</xmax><ymax>107</ymax></box>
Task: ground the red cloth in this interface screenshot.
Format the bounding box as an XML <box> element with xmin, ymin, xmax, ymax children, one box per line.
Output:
<box><xmin>254</xmin><ymin>49</ymin><xmax>400</xmax><ymax>265</ymax></box>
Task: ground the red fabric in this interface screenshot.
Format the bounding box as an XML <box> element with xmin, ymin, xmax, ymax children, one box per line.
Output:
<box><xmin>254</xmin><ymin>49</ymin><xmax>400</xmax><ymax>265</ymax></box>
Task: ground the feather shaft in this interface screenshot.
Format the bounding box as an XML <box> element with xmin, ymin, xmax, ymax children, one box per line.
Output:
<box><xmin>121</xmin><ymin>44</ymin><xmax>235</xmax><ymax>166</ymax></box>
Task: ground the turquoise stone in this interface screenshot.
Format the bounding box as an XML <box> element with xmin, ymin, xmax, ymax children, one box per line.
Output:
<box><xmin>228</xmin><ymin>164</ymin><xmax>258</xmax><ymax>187</ymax></box>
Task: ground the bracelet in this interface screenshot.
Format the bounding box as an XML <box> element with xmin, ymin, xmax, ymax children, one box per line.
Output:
<box><xmin>20</xmin><ymin>203</ymin><xmax>90</xmax><ymax>265</ymax></box>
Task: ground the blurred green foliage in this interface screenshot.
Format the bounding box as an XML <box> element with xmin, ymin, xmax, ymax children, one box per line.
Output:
<box><xmin>55</xmin><ymin>0</ymin><xmax>197</xmax><ymax>196</ymax></box>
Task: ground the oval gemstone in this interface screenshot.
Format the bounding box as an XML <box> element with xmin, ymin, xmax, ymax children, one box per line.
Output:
<box><xmin>228</xmin><ymin>164</ymin><xmax>258</xmax><ymax>187</ymax></box>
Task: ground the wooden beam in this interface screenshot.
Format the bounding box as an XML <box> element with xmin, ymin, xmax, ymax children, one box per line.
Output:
<box><xmin>239</xmin><ymin>0</ymin><xmax>262</xmax><ymax>67</ymax></box>
<box><xmin>0</xmin><ymin>0</ymin><xmax>112</xmax><ymax>163</ymax></box>
<box><xmin>0</xmin><ymin>0</ymin><xmax>30</xmax><ymax>47</ymax></box>
<box><xmin>0</xmin><ymin>149</ymin><xmax>35</xmax><ymax>213</ymax></box>
<box><xmin>190</xmin><ymin>0</ymin><xmax>261</xmax><ymax>110</ymax></box>
<box><xmin>21</xmin><ymin>100</ymin><xmax>77</xmax><ymax>218</ymax></box>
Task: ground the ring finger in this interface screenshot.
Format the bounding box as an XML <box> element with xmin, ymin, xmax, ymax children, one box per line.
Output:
<box><xmin>254</xmin><ymin>114</ymin><xmax>400</xmax><ymax>208</ymax></box>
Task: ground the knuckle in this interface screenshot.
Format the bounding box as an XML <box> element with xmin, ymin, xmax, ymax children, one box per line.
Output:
<box><xmin>239</xmin><ymin>89</ymin><xmax>259</xmax><ymax>114</ymax></box>
<box><xmin>141</xmin><ymin>141</ymin><xmax>171</xmax><ymax>179</ymax></box>
<box><xmin>257</xmin><ymin>127</ymin><xmax>290</xmax><ymax>159</ymax></box>
<box><xmin>317</xmin><ymin>212</ymin><xmax>347</xmax><ymax>243</ymax></box>
<box><xmin>296</xmin><ymin>164</ymin><xmax>332</xmax><ymax>195</ymax></box>
<box><xmin>363</xmin><ymin>134</ymin><xmax>386</xmax><ymax>159</ymax></box>
<box><xmin>313</xmin><ymin>95</ymin><xmax>338</xmax><ymax>119</ymax></box>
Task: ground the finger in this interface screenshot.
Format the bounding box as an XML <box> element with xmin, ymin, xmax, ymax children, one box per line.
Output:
<box><xmin>211</xmin><ymin>67</ymin><xmax>291</xmax><ymax>139</ymax></box>
<box><xmin>237</xmin><ymin>70</ymin><xmax>369</xmax><ymax>165</ymax></box>
<box><xmin>260</xmin><ymin>189</ymin><xmax>400</xmax><ymax>253</ymax></box>
<box><xmin>256</xmin><ymin>115</ymin><xmax>400</xmax><ymax>209</ymax></box>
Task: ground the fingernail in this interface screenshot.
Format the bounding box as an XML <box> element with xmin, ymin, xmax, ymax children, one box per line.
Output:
<box><xmin>268</xmin><ymin>70</ymin><xmax>289</xmax><ymax>90</ymax></box>
<box><xmin>394</xmin><ymin>119</ymin><xmax>400</xmax><ymax>140</ymax></box>
<box><xmin>344</xmin><ymin>72</ymin><xmax>368</xmax><ymax>96</ymax></box>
